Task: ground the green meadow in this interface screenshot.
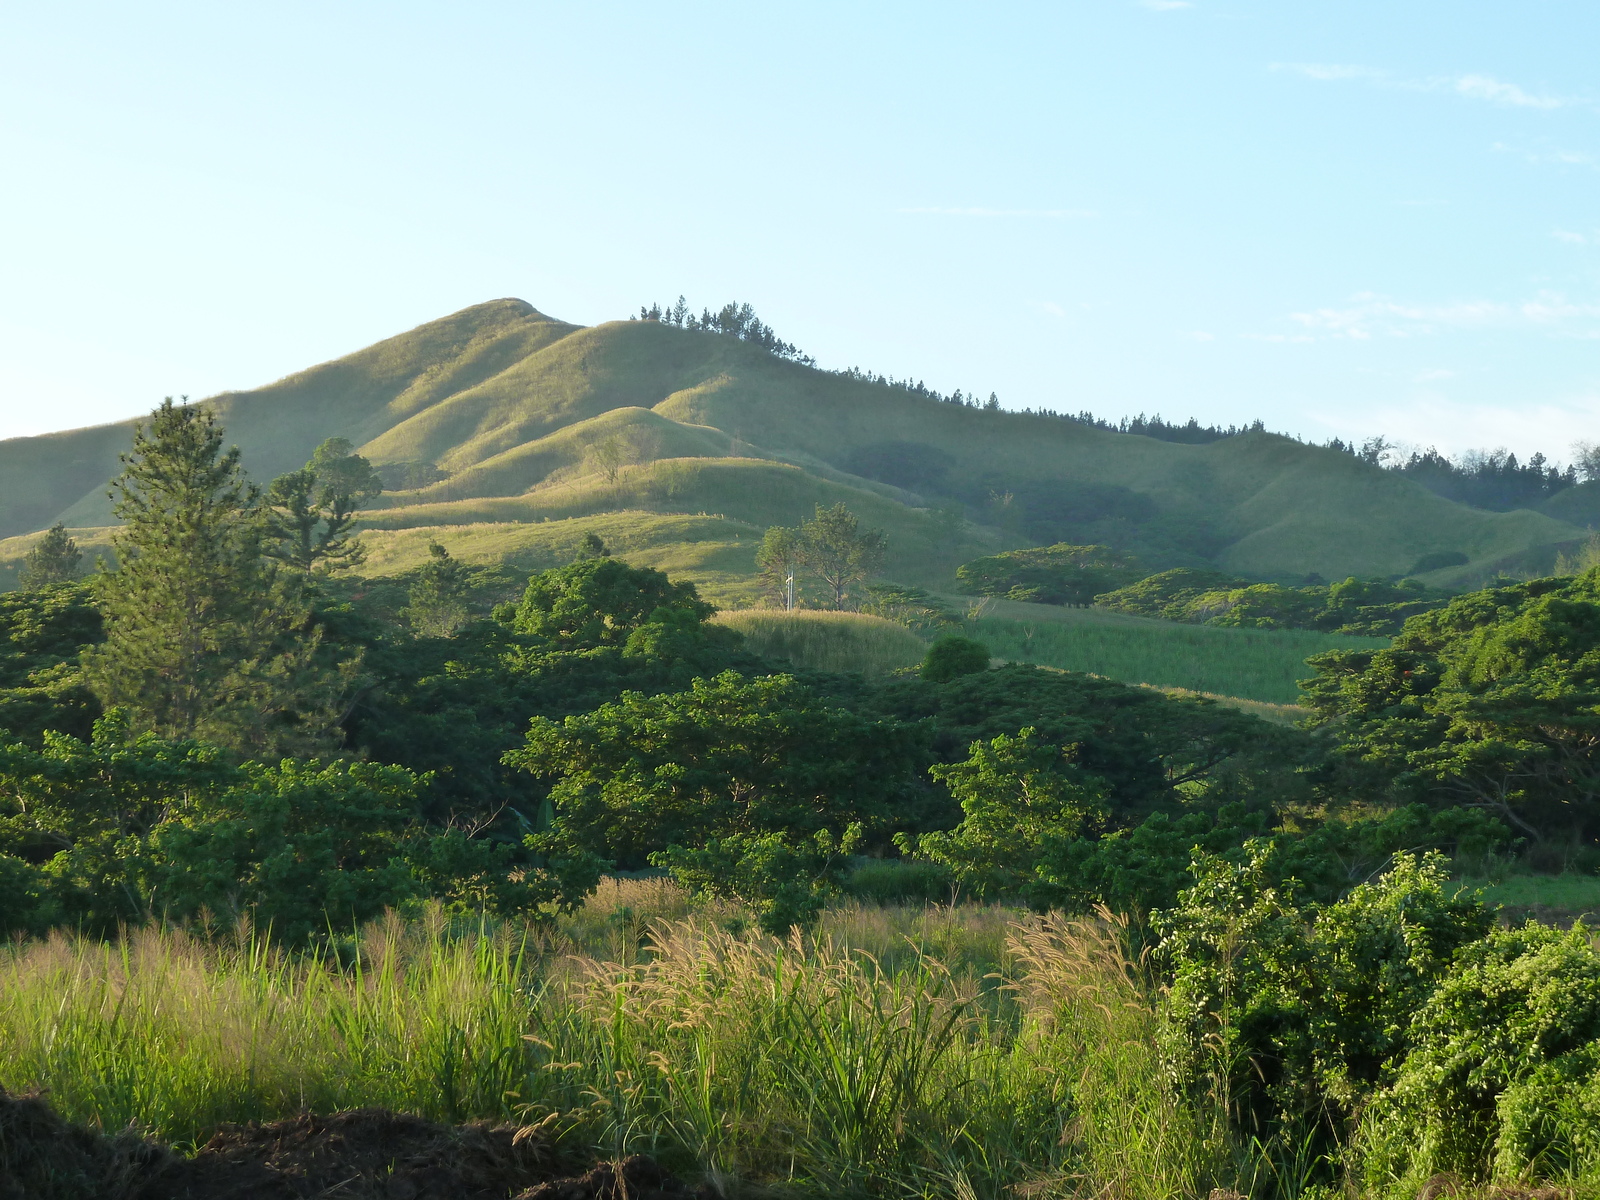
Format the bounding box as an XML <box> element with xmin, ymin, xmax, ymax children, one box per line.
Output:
<box><xmin>965</xmin><ymin>602</ymin><xmax>1384</xmax><ymax>704</ymax></box>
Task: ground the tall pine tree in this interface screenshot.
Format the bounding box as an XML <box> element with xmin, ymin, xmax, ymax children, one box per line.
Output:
<box><xmin>19</xmin><ymin>523</ymin><xmax>83</xmax><ymax>588</ymax></box>
<box><xmin>264</xmin><ymin>437</ymin><xmax>383</xmax><ymax>573</ymax></box>
<box><xmin>82</xmin><ymin>399</ymin><xmax>349</xmax><ymax>753</ymax></box>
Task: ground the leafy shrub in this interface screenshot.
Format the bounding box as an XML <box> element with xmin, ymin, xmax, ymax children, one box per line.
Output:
<box><xmin>957</xmin><ymin>543</ymin><xmax>1144</xmax><ymax>607</ymax></box>
<box><xmin>1096</xmin><ymin>569</ymin><xmax>1447</xmax><ymax>636</ymax></box>
<box><xmin>1357</xmin><ymin>922</ymin><xmax>1600</xmax><ymax>1189</ymax></box>
<box><xmin>504</xmin><ymin>671</ymin><xmax>931</xmax><ymax>927</ymax></box>
<box><xmin>1157</xmin><ymin>850</ymin><xmax>1492</xmax><ymax>1146</ymax></box>
<box><xmin>0</xmin><ymin>711</ymin><xmax>543</xmax><ymax>941</ymax></box>
<box><xmin>920</xmin><ymin>635</ymin><xmax>990</xmax><ymax>682</ymax></box>
<box><xmin>906</xmin><ymin>729</ymin><xmax>1108</xmax><ymax>903</ymax></box>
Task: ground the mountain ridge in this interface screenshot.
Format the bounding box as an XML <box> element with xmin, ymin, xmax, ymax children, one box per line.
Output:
<box><xmin>0</xmin><ymin>298</ymin><xmax>1582</xmax><ymax>597</ymax></box>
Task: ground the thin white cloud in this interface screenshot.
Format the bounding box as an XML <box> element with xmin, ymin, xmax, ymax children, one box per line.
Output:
<box><xmin>1280</xmin><ymin>290</ymin><xmax>1600</xmax><ymax>340</ymax></box>
<box><xmin>1495</xmin><ymin>142</ymin><xmax>1597</xmax><ymax>168</ymax></box>
<box><xmin>897</xmin><ymin>207</ymin><xmax>1097</xmax><ymax>218</ymax></box>
<box><xmin>1555</xmin><ymin>230</ymin><xmax>1592</xmax><ymax>245</ymax></box>
<box><xmin>1456</xmin><ymin>75</ymin><xmax>1563</xmax><ymax>109</ymax></box>
<box><xmin>1274</xmin><ymin>63</ymin><xmax>1575</xmax><ymax>110</ymax></box>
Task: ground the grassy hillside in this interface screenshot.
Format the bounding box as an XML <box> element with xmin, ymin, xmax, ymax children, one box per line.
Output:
<box><xmin>0</xmin><ymin>297</ymin><xmax>1583</xmax><ymax>601</ymax></box>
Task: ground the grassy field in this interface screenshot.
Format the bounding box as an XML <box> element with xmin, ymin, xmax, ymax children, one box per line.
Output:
<box><xmin>0</xmin><ymin>889</ymin><xmax>1238</xmax><ymax>1199</ymax></box>
<box><xmin>711</xmin><ymin>609</ymin><xmax>928</xmax><ymax>676</ymax></box>
<box><xmin>1468</xmin><ymin>871</ymin><xmax>1600</xmax><ymax>916</ymax></box>
<box><xmin>966</xmin><ymin>603</ymin><xmax>1386</xmax><ymax>704</ymax></box>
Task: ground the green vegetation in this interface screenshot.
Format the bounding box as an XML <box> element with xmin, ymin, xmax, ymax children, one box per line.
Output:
<box><xmin>19</xmin><ymin>523</ymin><xmax>82</xmax><ymax>588</ymax></box>
<box><xmin>967</xmin><ymin>608</ymin><xmax>1386</xmax><ymax>703</ymax></box>
<box><xmin>9</xmin><ymin>349</ymin><xmax>1600</xmax><ymax>1196</ymax></box>
<box><xmin>957</xmin><ymin>542</ymin><xmax>1145</xmax><ymax>606</ymax></box>
<box><xmin>82</xmin><ymin>400</ymin><xmax>349</xmax><ymax>755</ymax></box>
<box><xmin>263</xmin><ymin>436</ymin><xmax>382</xmax><ymax>573</ymax></box>
<box><xmin>920</xmin><ymin>633</ymin><xmax>992</xmax><ymax>682</ymax></box>
<box><xmin>1303</xmin><ymin>568</ymin><xmax>1600</xmax><ymax>841</ymax></box>
<box><xmin>0</xmin><ymin>898</ymin><xmax>1193</xmax><ymax>1196</ymax></box>
<box><xmin>709</xmin><ymin>609</ymin><xmax>927</xmax><ymax>675</ymax></box>
<box><xmin>1095</xmin><ymin>566</ymin><xmax>1450</xmax><ymax>635</ymax></box>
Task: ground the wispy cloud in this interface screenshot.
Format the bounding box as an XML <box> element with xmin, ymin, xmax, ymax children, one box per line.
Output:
<box><xmin>897</xmin><ymin>207</ymin><xmax>1097</xmax><ymax>218</ymax></box>
<box><xmin>1280</xmin><ymin>290</ymin><xmax>1600</xmax><ymax>339</ymax></box>
<box><xmin>1272</xmin><ymin>63</ymin><xmax>1575</xmax><ymax>110</ymax></box>
<box><xmin>1309</xmin><ymin>394</ymin><xmax>1600</xmax><ymax>461</ymax></box>
<box><xmin>1554</xmin><ymin>229</ymin><xmax>1597</xmax><ymax>245</ymax></box>
<box><xmin>1494</xmin><ymin>142</ymin><xmax>1597</xmax><ymax>168</ymax></box>
<box><xmin>1455</xmin><ymin>74</ymin><xmax>1563</xmax><ymax>109</ymax></box>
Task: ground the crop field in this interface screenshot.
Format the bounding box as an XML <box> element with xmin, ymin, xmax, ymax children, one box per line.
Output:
<box><xmin>711</xmin><ymin>608</ymin><xmax>928</xmax><ymax>676</ymax></box>
<box><xmin>967</xmin><ymin>606</ymin><xmax>1388</xmax><ymax>704</ymax></box>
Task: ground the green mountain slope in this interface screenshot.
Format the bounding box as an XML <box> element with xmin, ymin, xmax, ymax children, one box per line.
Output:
<box><xmin>0</xmin><ymin>299</ymin><xmax>1582</xmax><ymax>597</ymax></box>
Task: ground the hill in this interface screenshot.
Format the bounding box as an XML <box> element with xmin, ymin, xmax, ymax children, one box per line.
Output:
<box><xmin>0</xmin><ymin>298</ymin><xmax>1583</xmax><ymax>601</ymax></box>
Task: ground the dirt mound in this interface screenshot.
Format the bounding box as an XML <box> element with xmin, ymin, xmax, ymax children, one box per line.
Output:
<box><xmin>0</xmin><ymin>1089</ymin><xmax>704</xmax><ymax>1200</ymax></box>
<box><xmin>0</xmin><ymin>1088</ymin><xmax>177</xmax><ymax>1200</ymax></box>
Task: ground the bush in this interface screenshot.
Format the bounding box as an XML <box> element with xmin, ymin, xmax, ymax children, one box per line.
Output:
<box><xmin>920</xmin><ymin>635</ymin><xmax>990</xmax><ymax>682</ymax></box>
<box><xmin>842</xmin><ymin>859</ymin><xmax>954</xmax><ymax>905</ymax></box>
<box><xmin>1357</xmin><ymin>922</ymin><xmax>1600</xmax><ymax>1189</ymax></box>
<box><xmin>1157</xmin><ymin>850</ymin><xmax>1492</xmax><ymax>1147</ymax></box>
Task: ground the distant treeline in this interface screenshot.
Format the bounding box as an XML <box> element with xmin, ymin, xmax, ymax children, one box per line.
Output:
<box><xmin>634</xmin><ymin>297</ymin><xmax>816</xmax><ymax>365</ymax></box>
<box><xmin>1325</xmin><ymin>436</ymin><xmax>1598</xmax><ymax>511</ymax></box>
<box><xmin>632</xmin><ymin>298</ymin><xmax>1597</xmax><ymax>510</ymax></box>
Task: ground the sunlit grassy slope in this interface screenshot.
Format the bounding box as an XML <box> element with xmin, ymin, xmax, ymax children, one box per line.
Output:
<box><xmin>0</xmin><ymin>297</ymin><xmax>1581</xmax><ymax>593</ymax></box>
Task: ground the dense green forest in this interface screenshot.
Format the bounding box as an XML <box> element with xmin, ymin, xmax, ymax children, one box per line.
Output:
<box><xmin>5</xmin><ymin>395</ymin><xmax>1600</xmax><ymax>1199</ymax></box>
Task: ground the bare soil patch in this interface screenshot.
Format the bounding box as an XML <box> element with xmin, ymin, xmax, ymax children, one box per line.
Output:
<box><xmin>0</xmin><ymin>1088</ymin><xmax>705</xmax><ymax>1200</ymax></box>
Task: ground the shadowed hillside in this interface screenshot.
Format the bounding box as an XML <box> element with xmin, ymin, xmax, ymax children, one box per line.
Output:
<box><xmin>0</xmin><ymin>298</ymin><xmax>1582</xmax><ymax>594</ymax></box>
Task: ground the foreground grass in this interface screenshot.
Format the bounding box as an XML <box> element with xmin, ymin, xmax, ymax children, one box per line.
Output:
<box><xmin>0</xmin><ymin>886</ymin><xmax>1232</xmax><ymax>1199</ymax></box>
<box><xmin>967</xmin><ymin>609</ymin><xmax>1387</xmax><ymax>704</ymax></box>
<box><xmin>711</xmin><ymin>608</ymin><xmax>928</xmax><ymax>676</ymax></box>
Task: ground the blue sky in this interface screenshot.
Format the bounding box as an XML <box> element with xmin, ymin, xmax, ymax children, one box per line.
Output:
<box><xmin>1</xmin><ymin>1</ymin><xmax>1595</xmax><ymax>460</ymax></box>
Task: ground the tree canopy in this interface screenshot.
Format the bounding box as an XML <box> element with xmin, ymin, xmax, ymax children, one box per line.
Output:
<box><xmin>1303</xmin><ymin>570</ymin><xmax>1600</xmax><ymax>841</ymax></box>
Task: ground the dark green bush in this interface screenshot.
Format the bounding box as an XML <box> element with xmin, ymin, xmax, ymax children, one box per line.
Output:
<box><xmin>920</xmin><ymin>635</ymin><xmax>991</xmax><ymax>682</ymax></box>
<box><xmin>843</xmin><ymin>858</ymin><xmax>954</xmax><ymax>905</ymax></box>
